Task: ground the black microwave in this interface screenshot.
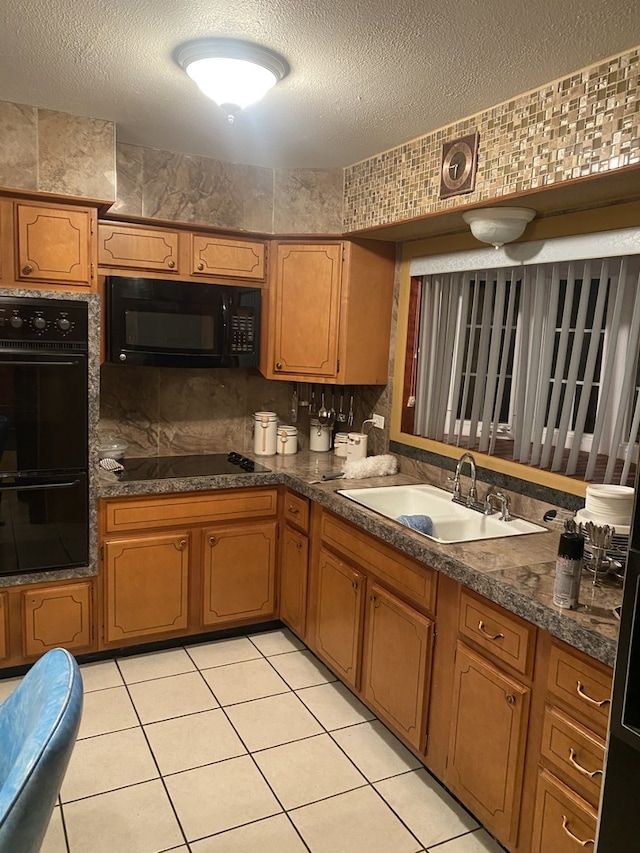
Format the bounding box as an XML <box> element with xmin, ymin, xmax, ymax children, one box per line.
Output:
<box><xmin>107</xmin><ymin>277</ymin><xmax>261</xmax><ymax>368</ymax></box>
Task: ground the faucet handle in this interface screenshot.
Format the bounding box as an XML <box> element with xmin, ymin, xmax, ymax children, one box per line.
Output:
<box><xmin>447</xmin><ymin>475</ymin><xmax>461</xmax><ymax>498</ymax></box>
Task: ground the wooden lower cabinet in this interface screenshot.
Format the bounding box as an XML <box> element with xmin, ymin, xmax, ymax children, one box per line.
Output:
<box><xmin>103</xmin><ymin>532</ymin><xmax>190</xmax><ymax>644</ymax></box>
<box><xmin>445</xmin><ymin>642</ymin><xmax>530</xmax><ymax>848</ymax></box>
<box><xmin>22</xmin><ymin>581</ymin><xmax>93</xmax><ymax>657</ymax></box>
<box><xmin>362</xmin><ymin>583</ymin><xmax>434</xmax><ymax>751</ymax></box>
<box><xmin>0</xmin><ymin>592</ymin><xmax>7</xmax><ymax>661</ymax></box>
<box><xmin>280</xmin><ymin>524</ymin><xmax>309</xmax><ymax>638</ymax></box>
<box><xmin>202</xmin><ymin>522</ymin><xmax>277</xmax><ymax>626</ymax></box>
<box><xmin>311</xmin><ymin>547</ymin><xmax>365</xmax><ymax>689</ymax></box>
<box><xmin>530</xmin><ymin>769</ymin><xmax>597</xmax><ymax>851</ymax></box>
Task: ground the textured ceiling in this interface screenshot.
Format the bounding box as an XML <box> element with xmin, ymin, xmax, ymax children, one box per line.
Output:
<box><xmin>2</xmin><ymin>0</ymin><xmax>639</xmax><ymax>169</ymax></box>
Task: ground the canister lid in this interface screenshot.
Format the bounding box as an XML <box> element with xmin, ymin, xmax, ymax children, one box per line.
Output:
<box><xmin>253</xmin><ymin>411</ymin><xmax>278</xmax><ymax>421</ymax></box>
<box><xmin>278</xmin><ymin>424</ymin><xmax>298</xmax><ymax>435</ymax></box>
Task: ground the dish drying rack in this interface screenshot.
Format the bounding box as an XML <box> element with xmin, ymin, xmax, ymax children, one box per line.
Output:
<box><xmin>544</xmin><ymin>510</ymin><xmax>628</xmax><ymax>584</ymax></box>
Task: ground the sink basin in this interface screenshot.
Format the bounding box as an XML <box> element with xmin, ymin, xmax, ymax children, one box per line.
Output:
<box><xmin>337</xmin><ymin>484</ymin><xmax>547</xmax><ymax>544</ymax></box>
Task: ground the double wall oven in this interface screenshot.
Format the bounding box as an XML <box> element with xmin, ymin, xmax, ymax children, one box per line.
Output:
<box><xmin>0</xmin><ymin>296</ymin><xmax>89</xmax><ymax>576</ymax></box>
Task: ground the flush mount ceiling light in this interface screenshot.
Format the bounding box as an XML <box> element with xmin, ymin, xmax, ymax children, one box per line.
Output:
<box><xmin>462</xmin><ymin>207</ymin><xmax>536</xmax><ymax>249</ymax></box>
<box><xmin>175</xmin><ymin>38</ymin><xmax>289</xmax><ymax>124</ymax></box>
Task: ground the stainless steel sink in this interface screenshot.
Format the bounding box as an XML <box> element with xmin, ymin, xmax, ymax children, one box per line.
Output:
<box><xmin>337</xmin><ymin>484</ymin><xmax>547</xmax><ymax>544</ymax></box>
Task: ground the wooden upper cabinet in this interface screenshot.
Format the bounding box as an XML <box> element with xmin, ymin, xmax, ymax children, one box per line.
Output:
<box><xmin>191</xmin><ymin>234</ymin><xmax>265</xmax><ymax>281</ymax></box>
<box><xmin>16</xmin><ymin>201</ymin><xmax>95</xmax><ymax>288</ymax></box>
<box><xmin>98</xmin><ymin>223</ymin><xmax>180</xmax><ymax>273</ymax></box>
<box><xmin>261</xmin><ymin>240</ymin><xmax>395</xmax><ymax>384</ymax></box>
<box><xmin>267</xmin><ymin>242</ymin><xmax>343</xmax><ymax>379</ymax></box>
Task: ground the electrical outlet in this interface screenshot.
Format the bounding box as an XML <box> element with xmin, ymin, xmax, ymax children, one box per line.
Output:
<box><xmin>372</xmin><ymin>413</ymin><xmax>385</xmax><ymax>429</ymax></box>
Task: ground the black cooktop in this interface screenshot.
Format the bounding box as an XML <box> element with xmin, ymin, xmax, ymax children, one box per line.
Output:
<box><xmin>119</xmin><ymin>453</ymin><xmax>271</xmax><ymax>481</ymax></box>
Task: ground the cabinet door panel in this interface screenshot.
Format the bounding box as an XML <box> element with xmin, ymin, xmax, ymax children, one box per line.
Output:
<box><xmin>104</xmin><ymin>533</ymin><xmax>190</xmax><ymax>644</ymax></box>
<box><xmin>312</xmin><ymin>548</ymin><xmax>364</xmax><ymax>689</ymax></box>
<box><xmin>363</xmin><ymin>583</ymin><xmax>433</xmax><ymax>751</ymax></box>
<box><xmin>531</xmin><ymin>769</ymin><xmax>597</xmax><ymax>852</ymax></box>
<box><xmin>446</xmin><ymin>641</ymin><xmax>530</xmax><ymax>847</ymax></box>
<box><xmin>99</xmin><ymin>223</ymin><xmax>180</xmax><ymax>273</ymax></box>
<box><xmin>23</xmin><ymin>582</ymin><xmax>93</xmax><ymax>656</ymax></box>
<box><xmin>280</xmin><ymin>526</ymin><xmax>308</xmax><ymax>638</ymax></box>
<box><xmin>191</xmin><ymin>235</ymin><xmax>265</xmax><ymax>280</ymax></box>
<box><xmin>271</xmin><ymin>243</ymin><xmax>342</xmax><ymax>378</ymax></box>
<box><xmin>16</xmin><ymin>203</ymin><xmax>93</xmax><ymax>287</ymax></box>
<box><xmin>202</xmin><ymin>522</ymin><xmax>277</xmax><ymax>626</ymax></box>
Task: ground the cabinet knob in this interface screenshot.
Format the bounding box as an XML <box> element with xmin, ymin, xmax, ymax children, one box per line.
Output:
<box><xmin>575</xmin><ymin>680</ymin><xmax>610</xmax><ymax>708</ymax></box>
<box><xmin>178</xmin><ymin>538</ymin><xmax>187</xmax><ymax>550</ymax></box>
<box><xmin>168</xmin><ymin>260</ymin><xmax>175</xmax><ymax>269</ymax></box>
<box><xmin>276</xmin><ymin>362</ymin><xmax>283</xmax><ymax>370</ymax></box>
<box><xmin>561</xmin><ymin>815</ymin><xmax>595</xmax><ymax>847</ymax></box>
<box><xmin>352</xmin><ymin>581</ymin><xmax>359</xmax><ymax>591</ymax></box>
<box><xmin>209</xmin><ymin>536</ymin><xmax>217</xmax><ymax>546</ymax></box>
<box><xmin>197</xmin><ymin>262</ymin><xmax>204</xmax><ymax>271</ymax></box>
<box><xmin>505</xmin><ymin>694</ymin><xmax>516</xmax><ymax>705</ymax></box>
<box><xmin>478</xmin><ymin>620</ymin><xmax>505</xmax><ymax>642</ymax></box>
<box><xmin>22</xmin><ymin>264</ymin><xmax>33</xmax><ymax>275</ymax></box>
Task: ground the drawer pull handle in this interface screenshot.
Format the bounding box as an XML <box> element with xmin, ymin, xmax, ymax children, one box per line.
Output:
<box><xmin>209</xmin><ymin>536</ymin><xmax>217</xmax><ymax>546</ymax></box>
<box><xmin>561</xmin><ymin>815</ymin><xmax>594</xmax><ymax>847</ymax></box>
<box><xmin>568</xmin><ymin>748</ymin><xmax>603</xmax><ymax>779</ymax></box>
<box><xmin>288</xmin><ymin>506</ymin><xmax>300</xmax><ymax>514</ymax></box>
<box><xmin>478</xmin><ymin>620</ymin><xmax>504</xmax><ymax>642</ymax></box>
<box><xmin>576</xmin><ymin>681</ymin><xmax>610</xmax><ymax>708</ymax></box>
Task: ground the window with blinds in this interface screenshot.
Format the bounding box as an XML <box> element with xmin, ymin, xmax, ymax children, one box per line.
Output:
<box><xmin>410</xmin><ymin>233</ymin><xmax>640</xmax><ymax>486</ymax></box>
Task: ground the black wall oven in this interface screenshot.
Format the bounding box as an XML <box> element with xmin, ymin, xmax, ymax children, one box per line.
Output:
<box><xmin>0</xmin><ymin>296</ymin><xmax>89</xmax><ymax>576</ymax></box>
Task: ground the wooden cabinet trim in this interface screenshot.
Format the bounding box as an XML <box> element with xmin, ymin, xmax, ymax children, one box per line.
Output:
<box><xmin>459</xmin><ymin>590</ymin><xmax>536</xmax><ymax>678</ymax></box>
<box><xmin>320</xmin><ymin>511</ymin><xmax>436</xmax><ymax>613</ymax></box>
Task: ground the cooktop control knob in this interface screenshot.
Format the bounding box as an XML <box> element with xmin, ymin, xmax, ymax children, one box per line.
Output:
<box><xmin>9</xmin><ymin>315</ymin><xmax>23</xmax><ymax>329</ymax></box>
<box><xmin>32</xmin><ymin>316</ymin><xmax>46</xmax><ymax>331</ymax></box>
<box><xmin>57</xmin><ymin>317</ymin><xmax>72</xmax><ymax>332</ymax></box>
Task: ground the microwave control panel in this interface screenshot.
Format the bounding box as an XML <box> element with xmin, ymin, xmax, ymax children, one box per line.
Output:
<box><xmin>230</xmin><ymin>308</ymin><xmax>256</xmax><ymax>354</ymax></box>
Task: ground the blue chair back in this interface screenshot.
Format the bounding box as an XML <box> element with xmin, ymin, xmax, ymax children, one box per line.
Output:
<box><xmin>0</xmin><ymin>648</ymin><xmax>83</xmax><ymax>853</ymax></box>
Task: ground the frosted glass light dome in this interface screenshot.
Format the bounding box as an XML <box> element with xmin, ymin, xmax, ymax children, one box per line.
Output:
<box><xmin>462</xmin><ymin>207</ymin><xmax>536</xmax><ymax>248</ymax></box>
<box><xmin>176</xmin><ymin>38</ymin><xmax>289</xmax><ymax>123</ymax></box>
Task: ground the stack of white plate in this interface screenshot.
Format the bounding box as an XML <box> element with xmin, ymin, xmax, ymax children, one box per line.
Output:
<box><xmin>575</xmin><ymin>484</ymin><xmax>634</xmax><ymax>535</ymax></box>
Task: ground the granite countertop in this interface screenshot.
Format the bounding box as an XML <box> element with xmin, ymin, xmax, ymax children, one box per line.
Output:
<box><xmin>97</xmin><ymin>451</ymin><xmax>622</xmax><ymax>667</ymax></box>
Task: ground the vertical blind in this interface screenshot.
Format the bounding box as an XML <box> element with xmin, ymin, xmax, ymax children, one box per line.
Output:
<box><xmin>413</xmin><ymin>255</ymin><xmax>640</xmax><ymax>485</ymax></box>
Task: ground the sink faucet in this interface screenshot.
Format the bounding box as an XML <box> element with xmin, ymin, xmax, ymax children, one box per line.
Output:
<box><xmin>451</xmin><ymin>452</ymin><xmax>478</xmax><ymax>507</ymax></box>
<box><xmin>484</xmin><ymin>490</ymin><xmax>512</xmax><ymax>521</ymax></box>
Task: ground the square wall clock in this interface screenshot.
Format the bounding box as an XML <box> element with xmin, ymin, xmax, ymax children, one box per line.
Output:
<box><xmin>439</xmin><ymin>131</ymin><xmax>480</xmax><ymax>199</ymax></box>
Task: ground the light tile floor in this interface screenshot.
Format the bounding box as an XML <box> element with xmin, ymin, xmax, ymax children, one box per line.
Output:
<box><xmin>0</xmin><ymin>629</ymin><xmax>508</xmax><ymax>853</ymax></box>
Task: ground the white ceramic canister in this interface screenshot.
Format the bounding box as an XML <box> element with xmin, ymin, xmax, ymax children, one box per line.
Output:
<box><xmin>346</xmin><ymin>432</ymin><xmax>368</xmax><ymax>460</ymax></box>
<box><xmin>253</xmin><ymin>411</ymin><xmax>278</xmax><ymax>456</ymax></box>
<box><xmin>309</xmin><ymin>418</ymin><xmax>331</xmax><ymax>452</ymax></box>
<box><xmin>334</xmin><ymin>432</ymin><xmax>349</xmax><ymax>458</ymax></box>
<box><xmin>276</xmin><ymin>424</ymin><xmax>298</xmax><ymax>455</ymax></box>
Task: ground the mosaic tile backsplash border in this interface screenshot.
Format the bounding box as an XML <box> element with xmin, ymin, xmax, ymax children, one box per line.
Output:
<box><xmin>343</xmin><ymin>47</ymin><xmax>640</xmax><ymax>233</ymax></box>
